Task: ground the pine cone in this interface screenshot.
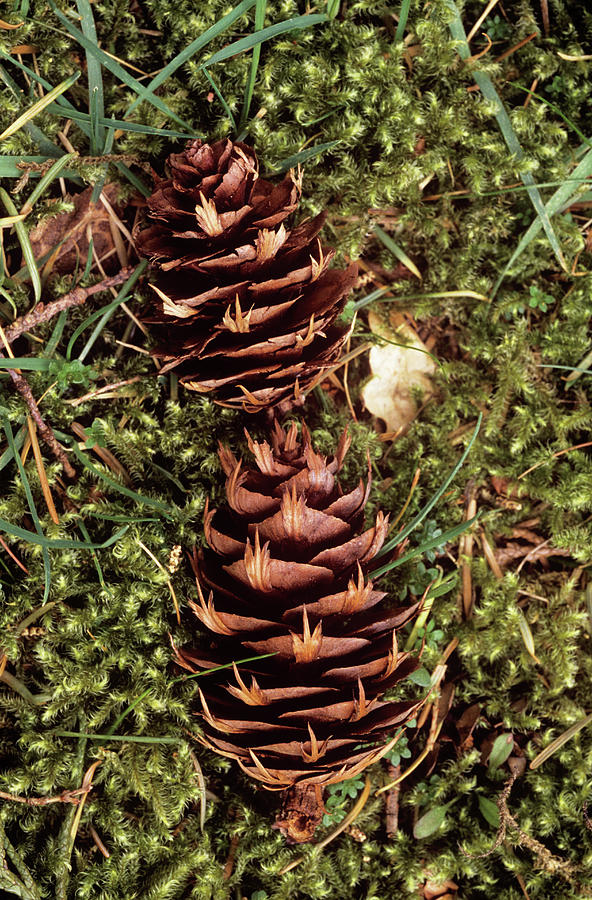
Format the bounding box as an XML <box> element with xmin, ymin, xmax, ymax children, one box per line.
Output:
<box><xmin>174</xmin><ymin>421</ymin><xmax>423</xmax><ymax>840</ymax></box>
<box><xmin>135</xmin><ymin>140</ymin><xmax>358</xmax><ymax>412</ymax></box>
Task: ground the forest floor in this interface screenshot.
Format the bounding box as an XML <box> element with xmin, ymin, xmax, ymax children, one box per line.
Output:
<box><xmin>1</xmin><ymin>1</ymin><xmax>592</xmax><ymax>898</ymax></box>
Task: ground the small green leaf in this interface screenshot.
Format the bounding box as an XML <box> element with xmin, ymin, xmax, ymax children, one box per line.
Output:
<box><xmin>408</xmin><ymin>667</ymin><xmax>432</xmax><ymax>687</ymax></box>
<box><xmin>478</xmin><ymin>795</ymin><xmax>500</xmax><ymax>828</ymax></box>
<box><xmin>488</xmin><ymin>733</ymin><xmax>514</xmax><ymax>771</ymax></box>
<box><xmin>413</xmin><ymin>805</ymin><xmax>448</xmax><ymax>839</ymax></box>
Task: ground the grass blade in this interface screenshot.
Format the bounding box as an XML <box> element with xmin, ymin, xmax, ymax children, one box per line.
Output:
<box><xmin>530</xmin><ymin>712</ymin><xmax>592</xmax><ymax>770</ymax></box>
<box><xmin>46</xmin><ymin>0</ymin><xmax>191</xmax><ymax>129</ymax></box>
<box><xmin>240</xmin><ymin>0</ymin><xmax>267</xmax><ymax>129</ymax></box>
<box><xmin>124</xmin><ymin>0</ymin><xmax>256</xmax><ymax>119</ymax></box>
<box><xmin>202</xmin><ymin>13</ymin><xmax>327</xmax><ymax>69</ymax></box>
<box><xmin>75</xmin><ymin>0</ymin><xmax>104</xmax><ymax>154</ymax></box>
<box><xmin>493</xmin><ymin>145</ymin><xmax>592</xmax><ymax>296</ymax></box>
<box><xmin>267</xmin><ymin>140</ymin><xmax>341</xmax><ymax>173</ymax></box>
<box><xmin>0</xmin><ymin>214</ymin><xmax>26</xmax><ymax>227</ymax></box>
<box><xmin>395</xmin><ymin>0</ymin><xmax>412</xmax><ymax>41</ymax></box>
<box><xmin>20</xmin><ymin>153</ymin><xmax>77</xmax><ymax>216</ymax></box>
<box><xmin>114</xmin><ymin>162</ymin><xmax>151</xmax><ymax>197</ymax></box>
<box><xmin>0</xmin><ymin>358</ymin><xmax>52</xmax><ymax>370</ymax></box>
<box><xmin>511</xmin><ymin>83</ymin><xmax>592</xmax><ymax>150</ymax></box>
<box><xmin>44</xmin><ymin>104</ymin><xmax>198</xmax><ymax>140</ymax></box>
<box><xmin>0</xmin><ymin>187</ymin><xmax>41</xmax><ymax>304</ymax></box>
<box><xmin>0</xmin><ymin>61</ymin><xmax>64</xmax><ymax>158</ymax></box>
<box><xmin>445</xmin><ymin>0</ymin><xmax>567</xmax><ymax>275</ymax></box>
<box><xmin>106</xmin><ymin>653</ymin><xmax>276</xmax><ymax>736</ymax></box>
<box><xmin>374</xmin><ymin>224</ymin><xmax>421</xmax><ymax>279</ymax></box>
<box><xmin>0</xmin><ymin>516</ymin><xmax>128</xmax><ymax>550</ymax></box>
<box><xmin>369</xmin><ymin>514</ymin><xmax>479</xmax><ymax>579</ymax></box>
<box><xmin>0</xmin><ymin>71</ymin><xmax>80</xmax><ymax>141</ymax></box>
<box><xmin>53</xmin><ymin>732</ymin><xmax>180</xmax><ymax>744</ymax></box>
<box><xmin>377</xmin><ymin>413</ymin><xmax>483</xmax><ymax>558</ymax></box>
<box><xmin>326</xmin><ymin>0</ymin><xmax>340</xmax><ymax>20</ymax></box>
<box><xmin>203</xmin><ymin>69</ymin><xmax>237</xmax><ymax>132</ymax></box>
<box><xmin>0</xmin><ymin>424</ymin><xmax>25</xmax><ymax>472</ymax></box>
<box><xmin>64</xmin><ymin>259</ymin><xmax>147</xmax><ymax>361</ymax></box>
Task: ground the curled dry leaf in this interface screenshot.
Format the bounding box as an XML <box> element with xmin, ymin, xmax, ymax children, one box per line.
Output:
<box><xmin>28</xmin><ymin>183</ymin><xmax>125</xmax><ymax>276</ymax></box>
<box><xmin>362</xmin><ymin>309</ymin><xmax>436</xmax><ymax>435</ymax></box>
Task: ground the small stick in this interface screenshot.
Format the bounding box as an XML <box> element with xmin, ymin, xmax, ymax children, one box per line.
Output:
<box><xmin>494</xmin><ymin>31</ymin><xmax>538</xmax><ymax>63</ymax></box>
<box><xmin>7</xmin><ymin>369</ymin><xmax>75</xmax><ymax>477</ymax></box>
<box><xmin>89</xmin><ymin>824</ymin><xmax>110</xmax><ymax>858</ymax></box>
<box><xmin>460</xmin><ymin>483</ymin><xmax>477</xmax><ymax>617</ymax></box>
<box><xmin>0</xmin><ymin>787</ymin><xmax>87</xmax><ymax>806</ymax></box>
<box><xmin>540</xmin><ymin>0</ymin><xmax>549</xmax><ymax>36</ymax></box>
<box><xmin>222</xmin><ymin>834</ymin><xmax>240</xmax><ymax>881</ymax></box>
<box><xmin>385</xmin><ymin>763</ymin><xmax>401</xmax><ymax>837</ymax></box>
<box><xmin>3</xmin><ymin>267</ymin><xmax>134</xmax><ymax>345</ymax></box>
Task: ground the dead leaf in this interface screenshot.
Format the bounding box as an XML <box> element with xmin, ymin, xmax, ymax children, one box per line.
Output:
<box><xmin>362</xmin><ymin>309</ymin><xmax>436</xmax><ymax>434</ymax></box>
<box><xmin>29</xmin><ymin>183</ymin><xmax>125</xmax><ymax>276</ymax></box>
<box><xmin>0</xmin><ymin>19</ymin><xmax>23</xmax><ymax>29</ymax></box>
<box><xmin>494</xmin><ymin>542</ymin><xmax>571</xmax><ymax>568</ymax></box>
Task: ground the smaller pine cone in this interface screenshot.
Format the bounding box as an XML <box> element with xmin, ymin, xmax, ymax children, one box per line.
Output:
<box><xmin>135</xmin><ymin>140</ymin><xmax>358</xmax><ymax>412</ymax></box>
<box><xmin>174</xmin><ymin>421</ymin><xmax>423</xmax><ymax>797</ymax></box>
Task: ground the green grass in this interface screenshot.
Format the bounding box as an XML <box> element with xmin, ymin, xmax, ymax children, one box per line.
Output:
<box><xmin>1</xmin><ymin>0</ymin><xmax>592</xmax><ymax>898</ymax></box>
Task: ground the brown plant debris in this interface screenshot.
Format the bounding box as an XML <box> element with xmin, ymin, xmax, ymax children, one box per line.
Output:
<box><xmin>175</xmin><ymin>420</ymin><xmax>423</xmax><ymax>840</ymax></box>
<box><xmin>28</xmin><ymin>183</ymin><xmax>125</xmax><ymax>275</ymax></box>
<box><xmin>135</xmin><ymin>139</ymin><xmax>358</xmax><ymax>411</ymax></box>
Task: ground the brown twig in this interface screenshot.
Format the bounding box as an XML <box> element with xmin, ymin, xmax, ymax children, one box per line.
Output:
<box><xmin>3</xmin><ymin>267</ymin><xmax>134</xmax><ymax>345</ymax></box>
<box><xmin>385</xmin><ymin>763</ymin><xmax>401</xmax><ymax>837</ymax></box>
<box><xmin>7</xmin><ymin>368</ymin><xmax>75</xmax><ymax>477</ymax></box>
<box><xmin>540</xmin><ymin>0</ymin><xmax>549</xmax><ymax>36</ymax></box>
<box><xmin>0</xmin><ymin>787</ymin><xmax>87</xmax><ymax>806</ymax></box>
<box><xmin>494</xmin><ymin>31</ymin><xmax>538</xmax><ymax>63</ymax></box>
<box><xmin>222</xmin><ymin>833</ymin><xmax>240</xmax><ymax>880</ymax></box>
<box><xmin>89</xmin><ymin>824</ymin><xmax>110</xmax><ymax>858</ymax></box>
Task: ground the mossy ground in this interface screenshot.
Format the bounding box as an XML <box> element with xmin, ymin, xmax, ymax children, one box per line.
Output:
<box><xmin>1</xmin><ymin>0</ymin><xmax>592</xmax><ymax>897</ymax></box>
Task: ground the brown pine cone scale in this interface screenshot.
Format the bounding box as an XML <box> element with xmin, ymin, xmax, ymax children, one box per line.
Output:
<box><xmin>175</xmin><ymin>422</ymin><xmax>423</xmax><ymax>798</ymax></box>
<box><xmin>136</xmin><ymin>140</ymin><xmax>358</xmax><ymax>411</ymax></box>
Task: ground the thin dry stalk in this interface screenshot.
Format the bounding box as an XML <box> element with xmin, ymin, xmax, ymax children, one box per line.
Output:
<box><xmin>27</xmin><ymin>416</ymin><xmax>59</xmax><ymax>524</ymax></box>
<box><xmin>494</xmin><ymin>32</ymin><xmax>538</xmax><ymax>63</ymax></box>
<box><xmin>481</xmin><ymin>531</ymin><xmax>504</xmax><ymax>580</ymax></box>
<box><xmin>460</xmin><ymin>485</ymin><xmax>477</xmax><ymax>617</ymax></box>
<box><xmin>137</xmin><ymin>539</ymin><xmax>181</xmax><ymax>624</ymax></box>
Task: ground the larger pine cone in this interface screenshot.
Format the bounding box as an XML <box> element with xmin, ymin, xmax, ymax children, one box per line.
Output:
<box><xmin>174</xmin><ymin>422</ymin><xmax>423</xmax><ymax>830</ymax></box>
<box><xmin>136</xmin><ymin>140</ymin><xmax>358</xmax><ymax>412</ymax></box>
